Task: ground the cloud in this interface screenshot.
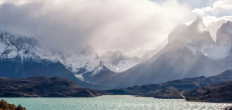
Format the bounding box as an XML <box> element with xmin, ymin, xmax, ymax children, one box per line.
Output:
<box><xmin>202</xmin><ymin>16</ymin><xmax>232</xmax><ymax>41</ymax></box>
<box><xmin>177</xmin><ymin>0</ymin><xmax>217</xmax><ymax>9</ymax></box>
<box><xmin>187</xmin><ymin>0</ymin><xmax>232</xmax><ymax>42</ymax></box>
<box><xmin>192</xmin><ymin>0</ymin><xmax>232</xmax><ymax>16</ymax></box>
<box><xmin>0</xmin><ymin>0</ymin><xmax>190</xmax><ymax>57</ymax></box>
<box><xmin>185</xmin><ymin>16</ymin><xmax>232</xmax><ymax>42</ymax></box>
<box><xmin>86</xmin><ymin>0</ymin><xmax>190</xmax><ymax>57</ymax></box>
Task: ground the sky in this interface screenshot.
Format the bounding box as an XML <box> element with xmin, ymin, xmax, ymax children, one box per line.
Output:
<box><xmin>0</xmin><ymin>0</ymin><xmax>231</xmax><ymax>57</ymax></box>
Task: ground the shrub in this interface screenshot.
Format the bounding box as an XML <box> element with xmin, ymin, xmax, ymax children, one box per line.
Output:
<box><xmin>0</xmin><ymin>99</ymin><xmax>9</xmax><ymax>110</ymax></box>
<box><xmin>16</xmin><ymin>104</ymin><xmax>24</xmax><ymax>110</ymax></box>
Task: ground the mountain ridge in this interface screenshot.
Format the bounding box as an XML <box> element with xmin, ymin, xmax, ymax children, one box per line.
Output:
<box><xmin>99</xmin><ymin>16</ymin><xmax>229</xmax><ymax>89</ymax></box>
<box><xmin>0</xmin><ymin>30</ymin><xmax>114</xmax><ymax>89</ymax></box>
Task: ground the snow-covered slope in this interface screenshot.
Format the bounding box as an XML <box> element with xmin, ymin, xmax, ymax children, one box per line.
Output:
<box><xmin>100</xmin><ymin>50</ymin><xmax>140</xmax><ymax>73</ymax></box>
<box><xmin>0</xmin><ymin>31</ymin><xmax>57</xmax><ymax>62</ymax></box>
<box><xmin>0</xmin><ymin>30</ymin><xmax>114</xmax><ymax>85</ymax></box>
<box><xmin>0</xmin><ymin>31</ymin><xmax>102</xmax><ymax>73</ymax></box>
<box><xmin>51</xmin><ymin>45</ymin><xmax>104</xmax><ymax>80</ymax></box>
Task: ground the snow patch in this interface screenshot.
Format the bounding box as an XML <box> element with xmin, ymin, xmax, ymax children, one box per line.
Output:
<box><xmin>0</xmin><ymin>42</ymin><xmax>7</xmax><ymax>54</ymax></box>
<box><xmin>7</xmin><ymin>51</ymin><xmax>18</xmax><ymax>58</ymax></box>
<box><xmin>103</xmin><ymin>58</ymin><xmax>139</xmax><ymax>73</ymax></box>
<box><xmin>75</xmin><ymin>74</ymin><xmax>84</xmax><ymax>81</ymax></box>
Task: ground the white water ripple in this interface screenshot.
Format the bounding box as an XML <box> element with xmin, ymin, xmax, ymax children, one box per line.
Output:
<box><xmin>2</xmin><ymin>95</ymin><xmax>232</xmax><ymax>110</ymax></box>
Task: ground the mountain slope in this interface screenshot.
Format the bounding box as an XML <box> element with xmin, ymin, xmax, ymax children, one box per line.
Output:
<box><xmin>100</xmin><ymin>50</ymin><xmax>140</xmax><ymax>73</ymax></box>
<box><xmin>214</xmin><ymin>21</ymin><xmax>232</xmax><ymax>69</ymax></box>
<box><xmin>216</xmin><ymin>21</ymin><xmax>232</xmax><ymax>47</ymax></box>
<box><xmin>101</xmin><ymin>16</ymin><xmax>226</xmax><ymax>89</ymax></box>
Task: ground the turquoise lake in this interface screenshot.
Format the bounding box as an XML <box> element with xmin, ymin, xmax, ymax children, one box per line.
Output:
<box><xmin>2</xmin><ymin>95</ymin><xmax>232</xmax><ymax>110</ymax></box>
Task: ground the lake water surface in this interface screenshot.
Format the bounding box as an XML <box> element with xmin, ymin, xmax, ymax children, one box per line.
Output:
<box><xmin>2</xmin><ymin>95</ymin><xmax>232</xmax><ymax>110</ymax></box>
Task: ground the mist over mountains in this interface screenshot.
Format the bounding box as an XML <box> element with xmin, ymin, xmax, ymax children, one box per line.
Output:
<box><xmin>0</xmin><ymin>16</ymin><xmax>232</xmax><ymax>90</ymax></box>
<box><xmin>0</xmin><ymin>31</ymin><xmax>115</xmax><ymax>89</ymax></box>
<box><xmin>100</xmin><ymin>50</ymin><xmax>140</xmax><ymax>73</ymax></box>
<box><xmin>99</xmin><ymin>16</ymin><xmax>232</xmax><ymax>89</ymax></box>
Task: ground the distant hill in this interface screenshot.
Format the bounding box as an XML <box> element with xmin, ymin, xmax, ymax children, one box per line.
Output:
<box><xmin>100</xmin><ymin>70</ymin><xmax>232</xmax><ymax>96</ymax></box>
<box><xmin>0</xmin><ymin>76</ymin><xmax>101</xmax><ymax>97</ymax></box>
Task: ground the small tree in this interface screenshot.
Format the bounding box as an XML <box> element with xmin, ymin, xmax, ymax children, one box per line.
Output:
<box><xmin>0</xmin><ymin>99</ymin><xmax>9</xmax><ymax>110</ymax></box>
<box><xmin>16</xmin><ymin>104</ymin><xmax>24</xmax><ymax>110</ymax></box>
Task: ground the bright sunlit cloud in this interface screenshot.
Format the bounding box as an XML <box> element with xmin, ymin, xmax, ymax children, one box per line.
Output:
<box><xmin>0</xmin><ymin>0</ymin><xmax>191</xmax><ymax>57</ymax></box>
<box><xmin>1</xmin><ymin>0</ymin><xmax>231</xmax><ymax>57</ymax></box>
<box><xmin>192</xmin><ymin>0</ymin><xmax>232</xmax><ymax>16</ymax></box>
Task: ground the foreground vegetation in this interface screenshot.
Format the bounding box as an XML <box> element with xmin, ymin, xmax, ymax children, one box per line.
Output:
<box><xmin>0</xmin><ymin>99</ymin><xmax>26</xmax><ymax>110</ymax></box>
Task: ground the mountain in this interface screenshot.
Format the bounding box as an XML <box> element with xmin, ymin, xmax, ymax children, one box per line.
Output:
<box><xmin>214</xmin><ymin>21</ymin><xmax>232</xmax><ymax>69</ymax></box>
<box><xmin>216</xmin><ymin>21</ymin><xmax>232</xmax><ymax>47</ymax></box>
<box><xmin>100</xmin><ymin>16</ymin><xmax>227</xmax><ymax>89</ymax></box>
<box><xmin>52</xmin><ymin>45</ymin><xmax>116</xmax><ymax>83</ymax></box>
<box><xmin>0</xmin><ymin>30</ymin><xmax>114</xmax><ymax>88</ymax></box>
<box><xmin>100</xmin><ymin>50</ymin><xmax>140</xmax><ymax>73</ymax></box>
<box><xmin>100</xmin><ymin>70</ymin><xmax>232</xmax><ymax>95</ymax></box>
<box><xmin>168</xmin><ymin>24</ymin><xmax>187</xmax><ymax>44</ymax></box>
<box><xmin>0</xmin><ymin>76</ymin><xmax>101</xmax><ymax>97</ymax></box>
<box><xmin>141</xmin><ymin>47</ymin><xmax>163</xmax><ymax>61</ymax></box>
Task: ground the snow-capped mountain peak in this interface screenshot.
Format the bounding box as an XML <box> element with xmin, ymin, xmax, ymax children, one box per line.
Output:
<box><xmin>53</xmin><ymin>45</ymin><xmax>102</xmax><ymax>74</ymax></box>
<box><xmin>0</xmin><ymin>31</ymin><xmax>57</xmax><ymax>62</ymax></box>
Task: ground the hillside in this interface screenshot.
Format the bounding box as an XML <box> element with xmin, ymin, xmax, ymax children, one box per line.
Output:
<box><xmin>0</xmin><ymin>76</ymin><xmax>101</xmax><ymax>97</ymax></box>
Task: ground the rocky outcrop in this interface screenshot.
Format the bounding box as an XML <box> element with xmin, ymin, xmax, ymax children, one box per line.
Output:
<box><xmin>0</xmin><ymin>76</ymin><xmax>101</xmax><ymax>97</ymax></box>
